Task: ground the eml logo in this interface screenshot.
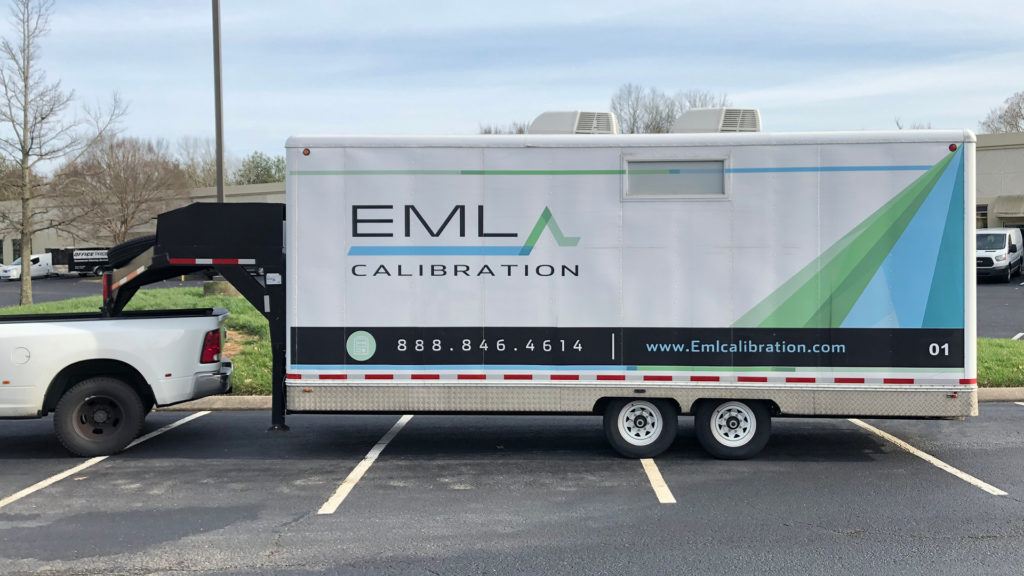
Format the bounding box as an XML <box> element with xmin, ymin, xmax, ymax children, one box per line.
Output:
<box><xmin>348</xmin><ymin>205</ymin><xmax>579</xmax><ymax>256</ymax></box>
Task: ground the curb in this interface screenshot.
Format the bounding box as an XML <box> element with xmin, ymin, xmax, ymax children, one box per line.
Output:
<box><xmin>160</xmin><ymin>388</ymin><xmax>1024</xmax><ymax>411</ymax></box>
<box><xmin>977</xmin><ymin>387</ymin><xmax>1024</xmax><ymax>402</ymax></box>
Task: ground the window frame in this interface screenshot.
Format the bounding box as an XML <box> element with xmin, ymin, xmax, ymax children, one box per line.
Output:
<box><xmin>620</xmin><ymin>151</ymin><xmax>731</xmax><ymax>202</ymax></box>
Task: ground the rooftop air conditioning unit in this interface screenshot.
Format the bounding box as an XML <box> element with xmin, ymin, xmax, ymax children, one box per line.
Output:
<box><xmin>527</xmin><ymin>111</ymin><xmax>620</xmax><ymax>135</ymax></box>
<box><xmin>671</xmin><ymin>108</ymin><xmax>761</xmax><ymax>133</ymax></box>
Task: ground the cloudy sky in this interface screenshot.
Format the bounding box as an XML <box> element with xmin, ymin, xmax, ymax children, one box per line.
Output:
<box><xmin>38</xmin><ymin>0</ymin><xmax>1024</xmax><ymax>157</ymax></box>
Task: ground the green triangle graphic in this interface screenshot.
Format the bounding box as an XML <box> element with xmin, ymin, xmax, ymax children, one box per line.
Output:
<box><xmin>734</xmin><ymin>152</ymin><xmax>954</xmax><ymax>328</ymax></box>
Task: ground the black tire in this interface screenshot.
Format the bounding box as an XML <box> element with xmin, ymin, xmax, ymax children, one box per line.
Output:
<box><xmin>53</xmin><ymin>377</ymin><xmax>146</xmax><ymax>457</ymax></box>
<box><xmin>603</xmin><ymin>398</ymin><xmax>678</xmax><ymax>458</ymax></box>
<box><xmin>694</xmin><ymin>399</ymin><xmax>771</xmax><ymax>460</ymax></box>
<box><xmin>1004</xmin><ymin>266</ymin><xmax>1013</xmax><ymax>283</ymax></box>
<box><xmin>106</xmin><ymin>235</ymin><xmax>156</xmax><ymax>269</ymax></box>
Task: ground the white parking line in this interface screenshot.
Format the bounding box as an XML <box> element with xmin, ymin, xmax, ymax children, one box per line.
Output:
<box><xmin>848</xmin><ymin>418</ymin><xmax>1007</xmax><ymax>496</ymax></box>
<box><xmin>318</xmin><ymin>415</ymin><xmax>413</xmax><ymax>515</ymax></box>
<box><xmin>1013</xmin><ymin>333</ymin><xmax>1024</xmax><ymax>341</ymax></box>
<box><xmin>0</xmin><ymin>411</ymin><xmax>211</xmax><ymax>511</ymax></box>
<box><xmin>1014</xmin><ymin>402</ymin><xmax>1024</xmax><ymax>408</ymax></box>
<box><xmin>640</xmin><ymin>458</ymin><xmax>676</xmax><ymax>504</ymax></box>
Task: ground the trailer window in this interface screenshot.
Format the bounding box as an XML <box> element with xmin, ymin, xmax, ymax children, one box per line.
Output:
<box><xmin>625</xmin><ymin>160</ymin><xmax>724</xmax><ymax>198</ymax></box>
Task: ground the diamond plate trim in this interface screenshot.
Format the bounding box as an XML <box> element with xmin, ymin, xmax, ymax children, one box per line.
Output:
<box><xmin>286</xmin><ymin>384</ymin><xmax>977</xmax><ymax>417</ymax></box>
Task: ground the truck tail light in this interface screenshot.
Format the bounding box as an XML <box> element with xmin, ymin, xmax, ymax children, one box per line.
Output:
<box><xmin>200</xmin><ymin>329</ymin><xmax>221</xmax><ymax>364</ymax></box>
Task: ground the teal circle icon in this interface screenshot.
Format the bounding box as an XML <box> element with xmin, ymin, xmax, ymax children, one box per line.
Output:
<box><xmin>346</xmin><ymin>330</ymin><xmax>377</xmax><ymax>362</ymax></box>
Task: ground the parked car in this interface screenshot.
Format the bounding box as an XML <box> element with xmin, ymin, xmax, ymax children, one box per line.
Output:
<box><xmin>976</xmin><ymin>228</ymin><xmax>1023</xmax><ymax>282</ymax></box>
<box><xmin>0</xmin><ymin>253</ymin><xmax>54</xmax><ymax>280</ymax></box>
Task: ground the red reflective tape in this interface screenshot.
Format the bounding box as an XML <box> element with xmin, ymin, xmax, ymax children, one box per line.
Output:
<box><xmin>786</xmin><ymin>377</ymin><xmax>816</xmax><ymax>383</ymax></box>
<box><xmin>737</xmin><ymin>376</ymin><xmax>768</xmax><ymax>383</ymax></box>
<box><xmin>365</xmin><ymin>374</ymin><xmax>393</xmax><ymax>380</ymax></box>
<box><xmin>833</xmin><ymin>377</ymin><xmax>865</xmax><ymax>384</ymax></box>
<box><xmin>504</xmin><ymin>374</ymin><xmax>533</xmax><ymax>380</ymax></box>
<box><xmin>458</xmin><ymin>374</ymin><xmax>487</xmax><ymax>380</ymax></box>
<box><xmin>690</xmin><ymin>375</ymin><xmax>720</xmax><ymax>382</ymax></box>
<box><xmin>318</xmin><ymin>374</ymin><xmax>347</xmax><ymax>380</ymax></box>
<box><xmin>884</xmin><ymin>378</ymin><xmax>914</xmax><ymax>384</ymax></box>
<box><xmin>411</xmin><ymin>374</ymin><xmax>440</xmax><ymax>380</ymax></box>
<box><xmin>168</xmin><ymin>258</ymin><xmax>195</xmax><ymax>265</ymax></box>
<box><xmin>643</xmin><ymin>375</ymin><xmax>672</xmax><ymax>382</ymax></box>
<box><xmin>210</xmin><ymin>258</ymin><xmax>239</xmax><ymax>265</ymax></box>
<box><xmin>959</xmin><ymin>378</ymin><xmax>977</xmax><ymax>385</ymax></box>
<box><xmin>285</xmin><ymin>373</ymin><xmax>302</xmax><ymax>380</ymax></box>
<box><xmin>551</xmin><ymin>374</ymin><xmax>580</xmax><ymax>381</ymax></box>
<box><xmin>596</xmin><ymin>374</ymin><xmax>626</xmax><ymax>381</ymax></box>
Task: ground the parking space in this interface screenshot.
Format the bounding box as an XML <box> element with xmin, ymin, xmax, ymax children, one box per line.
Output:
<box><xmin>861</xmin><ymin>403</ymin><xmax>1024</xmax><ymax>497</ymax></box>
<box><xmin>2</xmin><ymin>406</ymin><xmax>1024</xmax><ymax>574</ymax></box>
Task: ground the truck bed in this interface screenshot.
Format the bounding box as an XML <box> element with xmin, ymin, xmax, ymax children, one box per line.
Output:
<box><xmin>0</xmin><ymin>308</ymin><xmax>225</xmax><ymax>323</ymax></box>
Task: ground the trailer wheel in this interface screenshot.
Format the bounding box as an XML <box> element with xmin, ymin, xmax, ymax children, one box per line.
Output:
<box><xmin>53</xmin><ymin>377</ymin><xmax>146</xmax><ymax>457</ymax></box>
<box><xmin>694</xmin><ymin>400</ymin><xmax>771</xmax><ymax>460</ymax></box>
<box><xmin>603</xmin><ymin>399</ymin><xmax>678</xmax><ymax>458</ymax></box>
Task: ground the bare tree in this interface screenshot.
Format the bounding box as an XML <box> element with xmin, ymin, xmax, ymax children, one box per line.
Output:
<box><xmin>0</xmin><ymin>0</ymin><xmax>125</xmax><ymax>304</ymax></box>
<box><xmin>980</xmin><ymin>91</ymin><xmax>1024</xmax><ymax>133</ymax></box>
<box><xmin>478</xmin><ymin>121</ymin><xmax>528</xmax><ymax>135</ymax></box>
<box><xmin>641</xmin><ymin>87</ymin><xmax>678</xmax><ymax>133</ymax></box>
<box><xmin>58</xmin><ymin>137</ymin><xmax>187</xmax><ymax>245</ymax></box>
<box><xmin>674</xmin><ymin>89</ymin><xmax>731</xmax><ymax>111</ymax></box>
<box><xmin>610</xmin><ymin>83</ymin><xmax>647</xmax><ymax>134</ymax></box>
<box><xmin>612</xmin><ymin>84</ymin><xmax>732</xmax><ymax>134</ymax></box>
<box><xmin>177</xmin><ymin>136</ymin><xmax>219</xmax><ymax>188</ymax></box>
<box><xmin>0</xmin><ymin>155</ymin><xmax>16</xmax><ymax>199</ymax></box>
<box><xmin>894</xmin><ymin>117</ymin><xmax>932</xmax><ymax>130</ymax></box>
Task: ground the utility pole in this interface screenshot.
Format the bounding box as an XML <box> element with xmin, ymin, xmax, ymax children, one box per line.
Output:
<box><xmin>212</xmin><ymin>0</ymin><xmax>225</xmax><ymax>202</ymax></box>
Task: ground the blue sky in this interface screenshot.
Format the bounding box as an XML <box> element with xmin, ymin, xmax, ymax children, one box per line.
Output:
<box><xmin>39</xmin><ymin>0</ymin><xmax>1024</xmax><ymax>157</ymax></box>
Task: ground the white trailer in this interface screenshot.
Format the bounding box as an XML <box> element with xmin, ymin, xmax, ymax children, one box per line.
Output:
<box><xmin>105</xmin><ymin>130</ymin><xmax>976</xmax><ymax>459</ymax></box>
<box><xmin>279</xmin><ymin>130</ymin><xmax>976</xmax><ymax>458</ymax></box>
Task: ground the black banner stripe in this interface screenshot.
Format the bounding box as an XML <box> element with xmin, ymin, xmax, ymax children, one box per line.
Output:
<box><xmin>291</xmin><ymin>327</ymin><xmax>964</xmax><ymax>369</ymax></box>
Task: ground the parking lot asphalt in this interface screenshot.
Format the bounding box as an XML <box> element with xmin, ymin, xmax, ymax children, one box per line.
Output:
<box><xmin>977</xmin><ymin>276</ymin><xmax>1024</xmax><ymax>338</ymax></box>
<box><xmin>2</xmin><ymin>406</ymin><xmax>1024</xmax><ymax>575</ymax></box>
<box><xmin>0</xmin><ymin>276</ymin><xmax>204</xmax><ymax>308</ymax></box>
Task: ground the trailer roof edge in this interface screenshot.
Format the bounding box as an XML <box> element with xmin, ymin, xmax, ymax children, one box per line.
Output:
<box><xmin>285</xmin><ymin>130</ymin><xmax>975</xmax><ymax>149</ymax></box>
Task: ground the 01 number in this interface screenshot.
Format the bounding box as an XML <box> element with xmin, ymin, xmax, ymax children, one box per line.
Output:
<box><xmin>928</xmin><ymin>342</ymin><xmax>950</xmax><ymax>356</ymax></box>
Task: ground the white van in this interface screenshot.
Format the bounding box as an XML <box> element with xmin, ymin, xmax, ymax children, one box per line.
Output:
<box><xmin>0</xmin><ymin>253</ymin><xmax>54</xmax><ymax>280</ymax></box>
<box><xmin>976</xmin><ymin>228</ymin><xmax>1022</xmax><ymax>282</ymax></box>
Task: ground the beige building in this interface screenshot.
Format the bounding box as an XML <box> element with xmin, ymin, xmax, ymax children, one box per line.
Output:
<box><xmin>3</xmin><ymin>134</ymin><xmax>1023</xmax><ymax>264</ymax></box>
<box><xmin>977</xmin><ymin>132</ymin><xmax>1024</xmax><ymax>230</ymax></box>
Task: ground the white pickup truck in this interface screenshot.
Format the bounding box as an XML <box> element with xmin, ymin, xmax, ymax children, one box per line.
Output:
<box><xmin>0</xmin><ymin>308</ymin><xmax>231</xmax><ymax>456</ymax></box>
